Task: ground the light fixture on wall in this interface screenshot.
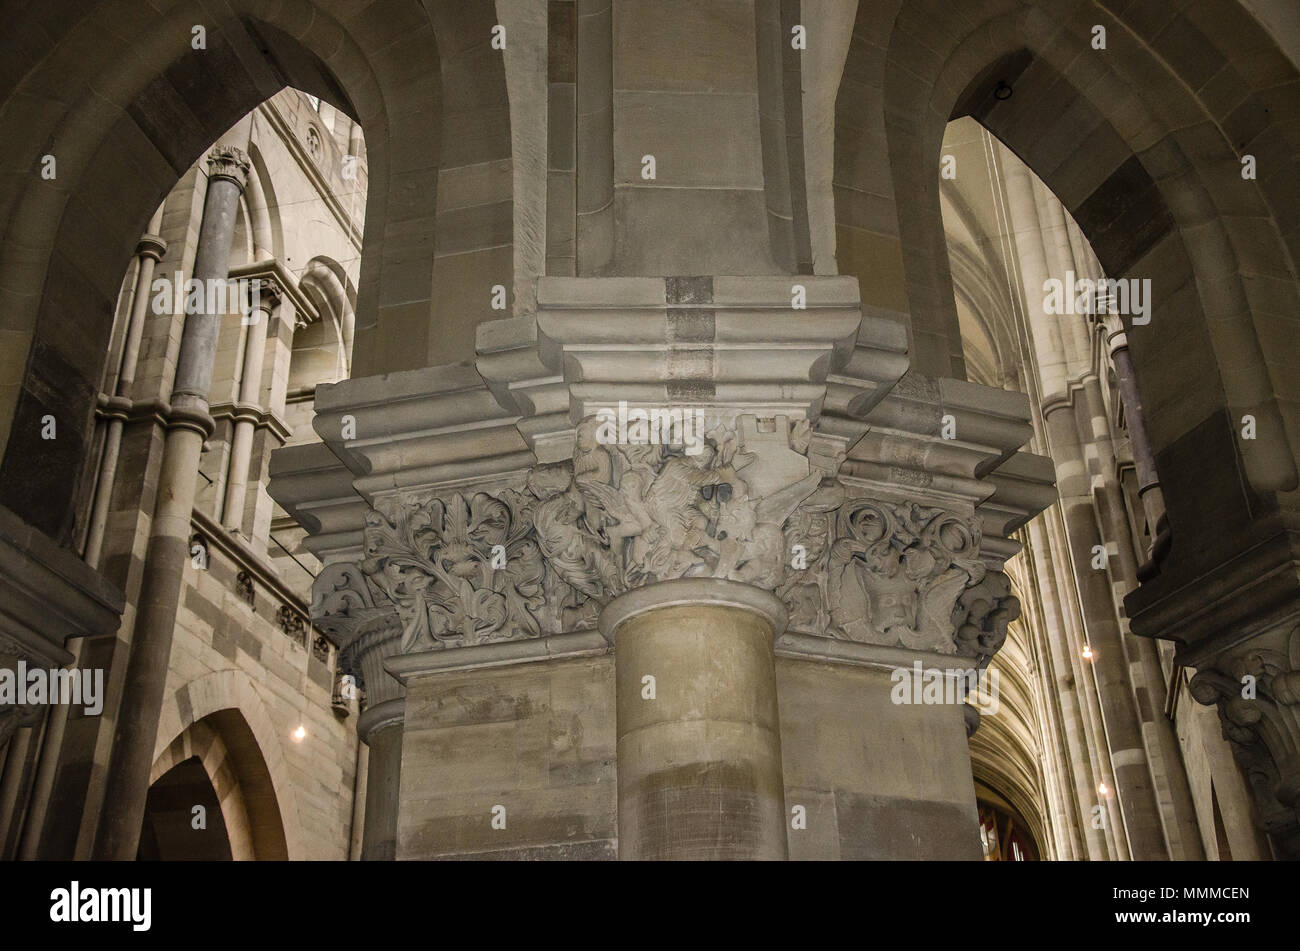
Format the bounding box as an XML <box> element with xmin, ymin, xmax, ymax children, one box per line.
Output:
<box><xmin>1081</xmin><ymin>644</ymin><xmax>1095</xmax><ymax>660</ymax></box>
<box><xmin>1098</xmin><ymin>781</ymin><xmax>1110</xmax><ymax>797</ymax></box>
<box><xmin>292</xmin><ymin>724</ymin><xmax>306</xmax><ymax>742</ymax></box>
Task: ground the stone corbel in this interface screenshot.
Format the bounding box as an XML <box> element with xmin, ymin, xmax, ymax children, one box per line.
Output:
<box><xmin>1189</xmin><ymin>622</ymin><xmax>1300</xmax><ymax>858</ymax></box>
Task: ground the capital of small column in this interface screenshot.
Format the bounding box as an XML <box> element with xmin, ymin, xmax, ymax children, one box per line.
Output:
<box><xmin>134</xmin><ymin>234</ymin><xmax>168</xmax><ymax>263</ymax></box>
<box><xmin>206</xmin><ymin>145</ymin><xmax>251</xmax><ymax>190</ymax></box>
<box><xmin>250</xmin><ymin>275</ymin><xmax>283</xmax><ymax>313</ymax></box>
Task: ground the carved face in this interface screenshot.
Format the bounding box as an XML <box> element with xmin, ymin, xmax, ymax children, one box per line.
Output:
<box><xmin>861</xmin><ymin>569</ymin><xmax>920</xmax><ymax>632</ymax></box>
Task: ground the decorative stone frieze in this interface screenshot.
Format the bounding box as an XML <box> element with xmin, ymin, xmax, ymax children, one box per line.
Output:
<box><xmin>345</xmin><ymin>412</ymin><xmax>1022</xmax><ymax>661</ymax></box>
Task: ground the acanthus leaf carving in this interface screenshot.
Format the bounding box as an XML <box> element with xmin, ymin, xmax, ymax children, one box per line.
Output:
<box><xmin>782</xmin><ymin>495</ymin><xmax>1016</xmax><ymax>658</ymax></box>
<box><xmin>361</xmin><ymin>489</ymin><xmax>546</xmax><ymax>652</ymax></box>
<box><xmin>354</xmin><ymin>414</ymin><xmax>1016</xmax><ymax>664</ymax></box>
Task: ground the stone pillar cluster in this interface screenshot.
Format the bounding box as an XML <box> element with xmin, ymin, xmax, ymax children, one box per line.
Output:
<box><xmin>992</xmin><ymin>139</ymin><xmax>1236</xmax><ymax>860</ymax></box>
<box><xmin>93</xmin><ymin>144</ymin><xmax>251</xmax><ymax>860</ymax></box>
<box><xmin>275</xmin><ymin>267</ymin><xmax>1055</xmax><ymax>860</ymax></box>
<box><xmin>222</xmin><ymin>278</ymin><xmax>282</xmax><ymax>536</ymax></box>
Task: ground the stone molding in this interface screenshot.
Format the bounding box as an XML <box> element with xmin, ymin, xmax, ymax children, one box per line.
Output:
<box><xmin>385</xmin><ymin>630</ymin><xmax>607</xmax><ymax>683</ymax></box>
<box><xmin>356</xmin><ymin>697</ymin><xmax>405</xmax><ymax>742</ymax></box>
<box><xmin>134</xmin><ymin>233</ymin><xmax>168</xmax><ymax>262</ymax></box>
<box><xmin>478</xmin><ymin>275</ymin><xmax>887</xmax><ymax>463</ymax></box>
<box><xmin>599</xmin><ymin>578</ymin><xmax>789</xmax><ymax>643</ymax></box>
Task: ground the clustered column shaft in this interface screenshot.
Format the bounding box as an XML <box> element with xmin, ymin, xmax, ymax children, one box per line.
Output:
<box><xmin>92</xmin><ymin>144</ymin><xmax>251</xmax><ymax>860</ymax></box>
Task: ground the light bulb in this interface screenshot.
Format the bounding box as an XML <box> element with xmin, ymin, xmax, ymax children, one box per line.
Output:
<box><xmin>292</xmin><ymin>724</ymin><xmax>306</xmax><ymax>742</ymax></box>
<box><xmin>1082</xmin><ymin>644</ymin><xmax>1094</xmax><ymax>660</ymax></box>
<box><xmin>1098</xmin><ymin>781</ymin><xmax>1109</xmax><ymax>796</ymax></box>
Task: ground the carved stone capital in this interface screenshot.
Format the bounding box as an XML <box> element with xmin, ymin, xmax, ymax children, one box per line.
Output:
<box><xmin>782</xmin><ymin>495</ymin><xmax>1016</xmax><ymax>661</ymax></box>
<box><xmin>135</xmin><ymin>234</ymin><xmax>168</xmax><ymax>262</ymax></box>
<box><xmin>310</xmin><ymin>561</ymin><xmax>406</xmax><ymax>704</ymax></box>
<box><xmin>251</xmin><ymin>276</ymin><xmax>283</xmax><ymax>310</ymax></box>
<box><xmin>353</xmin><ymin>413</ymin><xmax>834</xmax><ymax>655</ymax></box>
<box><xmin>1188</xmin><ymin>622</ymin><xmax>1300</xmax><ymax>858</ymax></box>
<box><xmin>349</xmin><ymin>410</ymin><xmax>1019</xmax><ymax>669</ymax></box>
<box><xmin>206</xmin><ymin>145</ymin><xmax>251</xmax><ymax>189</ymax></box>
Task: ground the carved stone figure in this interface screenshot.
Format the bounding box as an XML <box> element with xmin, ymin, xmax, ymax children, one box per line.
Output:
<box><xmin>952</xmin><ymin>570</ymin><xmax>1020</xmax><ymax>664</ymax></box>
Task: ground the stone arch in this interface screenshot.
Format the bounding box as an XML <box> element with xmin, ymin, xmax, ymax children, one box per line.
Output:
<box><xmin>825</xmin><ymin>0</ymin><xmax>1300</xmax><ymax>618</ymax></box>
<box><xmin>830</xmin><ymin>0</ymin><xmax>1300</xmax><ymax>459</ymax></box>
<box><xmin>0</xmin><ymin>0</ymin><xmax>513</xmax><ymax>545</ymax></box>
<box><xmin>153</xmin><ymin>667</ymin><xmax>302</xmax><ymax>860</ymax></box>
<box><xmin>145</xmin><ymin>720</ymin><xmax>248</xmax><ymax>860</ymax></box>
<box><xmin>245</xmin><ymin>142</ymin><xmax>281</xmax><ymax>262</ymax></box>
<box><xmin>296</xmin><ymin>255</ymin><xmax>356</xmax><ymax>383</ymax></box>
<box><xmin>969</xmin><ymin>635</ymin><xmax>1051</xmax><ymax>856</ymax></box>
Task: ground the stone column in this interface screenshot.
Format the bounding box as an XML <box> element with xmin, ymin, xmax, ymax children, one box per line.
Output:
<box><xmin>311</xmin><ymin>563</ymin><xmax>406</xmax><ymax>861</ymax></box>
<box><xmin>1107</xmin><ymin>327</ymin><xmax>1169</xmax><ymax>567</ymax></box>
<box><xmin>1025</xmin><ymin>513</ymin><xmax>1111</xmax><ymax>859</ymax></box>
<box><xmin>1003</xmin><ymin>150</ymin><xmax>1168</xmax><ymax>858</ymax></box>
<box><xmin>1039</xmin><ymin>180</ymin><xmax>1200</xmax><ymax>857</ymax></box>
<box><xmin>352</xmin><ymin>619</ymin><xmax>404</xmax><ymax>863</ymax></box>
<box><xmin>357</xmin><ymin>698</ymin><xmax>403</xmax><ymax>861</ymax></box>
<box><xmin>274</xmin><ymin>274</ymin><xmax>1053</xmax><ymax>862</ymax></box>
<box><xmin>1043</xmin><ymin>401</ymin><xmax>1167</xmax><ymax>859</ymax></box>
<box><xmin>84</xmin><ymin>226</ymin><xmax>167</xmax><ymax>568</ymax></box>
<box><xmin>222</xmin><ymin>278</ymin><xmax>281</xmax><ymax>534</ymax></box>
<box><xmin>1016</xmin><ymin>523</ymin><xmax>1085</xmax><ymax>859</ymax></box>
<box><xmin>600</xmin><ymin>579</ymin><xmax>788</xmax><ymax>861</ymax></box>
<box><xmin>1042</xmin><ymin>184</ymin><xmax>1200</xmax><ymax>857</ymax></box>
<box><xmin>92</xmin><ymin>144</ymin><xmax>250</xmax><ymax>860</ymax></box>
